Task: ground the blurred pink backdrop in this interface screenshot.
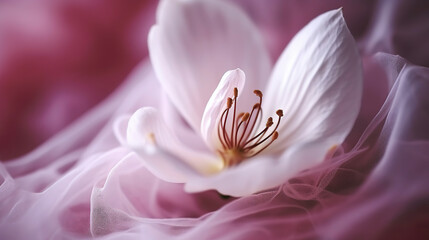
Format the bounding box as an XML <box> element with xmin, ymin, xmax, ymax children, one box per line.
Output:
<box><xmin>0</xmin><ymin>0</ymin><xmax>157</xmax><ymax>159</ymax></box>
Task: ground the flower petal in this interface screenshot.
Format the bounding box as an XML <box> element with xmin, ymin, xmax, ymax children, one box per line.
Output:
<box><xmin>185</xmin><ymin>138</ymin><xmax>336</xmax><ymax>197</ymax></box>
<box><xmin>262</xmin><ymin>9</ymin><xmax>363</xmax><ymax>152</ymax></box>
<box><xmin>200</xmin><ymin>69</ymin><xmax>246</xmax><ymax>150</ymax></box>
<box><xmin>128</xmin><ymin>145</ymin><xmax>193</xmax><ymax>183</ymax></box>
<box><xmin>148</xmin><ymin>0</ymin><xmax>271</xmax><ymax>133</ymax></box>
<box><xmin>126</xmin><ymin>107</ymin><xmax>223</xmax><ymax>179</ymax></box>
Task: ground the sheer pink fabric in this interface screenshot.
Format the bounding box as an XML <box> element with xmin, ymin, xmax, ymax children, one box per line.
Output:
<box><xmin>1</xmin><ymin>0</ymin><xmax>429</xmax><ymax>239</ymax></box>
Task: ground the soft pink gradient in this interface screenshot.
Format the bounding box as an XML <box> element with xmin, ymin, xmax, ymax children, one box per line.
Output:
<box><xmin>1</xmin><ymin>0</ymin><xmax>429</xmax><ymax>239</ymax></box>
<box><xmin>0</xmin><ymin>0</ymin><xmax>157</xmax><ymax>159</ymax></box>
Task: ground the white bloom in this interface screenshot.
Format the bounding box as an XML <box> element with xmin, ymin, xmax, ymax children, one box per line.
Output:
<box><xmin>126</xmin><ymin>0</ymin><xmax>362</xmax><ymax>197</ymax></box>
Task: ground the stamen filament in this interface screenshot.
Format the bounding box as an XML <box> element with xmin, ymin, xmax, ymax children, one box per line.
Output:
<box><xmin>244</xmin><ymin>111</ymin><xmax>283</xmax><ymax>150</ymax></box>
<box><xmin>236</xmin><ymin>112</ymin><xmax>245</xmax><ymax>126</ymax></box>
<box><xmin>244</xmin><ymin>91</ymin><xmax>263</xmax><ymax>143</ymax></box>
<box><xmin>230</xmin><ymin>88</ymin><xmax>238</xmax><ymax>147</ymax></box>
<box><xmin>243</xmin><ymin>117</ymin><xmax>272</xmax><ymax>146</ymax></box>
<box><xmin>221</xmin><ymin>107</ymin><xmax>231</xmax><ymax>147</ymax></box>
<box><xmin>243</xmin><ymin>127</ymin><xmax>268</xmax><ymax>147</ymax></box>
<box><xmin>238</xmin><ymin>105</ymin><xmax>258</xmax><ymax>146</ymax></box>
<box><xmin>248</xmin><ymin>131</ymin><xmax>279</xmax><ymax>157</ymax></box>
<box><xmin>217</xmin><ymin>109</ymin><xmax>229</xmax><ymax>149</ymax></box>
<box><xmin>235</xmin><ymin>113</ymin><xmax>249</xmax><ymax>145</ymax></box>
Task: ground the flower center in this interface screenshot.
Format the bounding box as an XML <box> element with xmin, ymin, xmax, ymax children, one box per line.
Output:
<box><xmin>217</xmin><ymin>88</ymin><xmax>283</xmax><ymax>167</ymax></box>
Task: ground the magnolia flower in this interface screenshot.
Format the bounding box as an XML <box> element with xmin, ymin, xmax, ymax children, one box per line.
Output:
<box><xmin>127</xmin><ymin>0</ymin><xmax>362</xmax><ymax>197</ymax></box>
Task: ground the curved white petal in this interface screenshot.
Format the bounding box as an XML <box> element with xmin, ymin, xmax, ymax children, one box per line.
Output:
<box><xmin>129</xmin><ymin>147</ymin><xmax>194</xmax><ymax>183</ymax></box>
<box><xmin>201</xmin><ymin>69</ymin><xmax>246</xmax><ymax>150</ymax></box>
<box><xmin>149</xmin><ymin>0</ymin><xmax>271</xmax><ymax>133</ymax></box>
<box><xmin>185</xmin><ymin>138</ymin><xmax>336</xmax><ymax>197</ymax></box>
<box><xmin>126</xmin><ymin>107</ymin><xmax>223</xmax><ymax>178</ymax></box>
<box><xmin>262</xmin><ymin>9</ymin><xmax>363</xmax><ymax>152</ymax></box>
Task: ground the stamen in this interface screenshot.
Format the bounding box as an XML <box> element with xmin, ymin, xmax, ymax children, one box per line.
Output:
<box><xmin>248</xmin><ymin>131</ymin><xmax>279</xmax><ymax>157</ymax></box>
<box><xmin>227</xmin><ymin>98</ymin><xmax>233</xmax><ymax>108</ymax></box>
<box><xmin>236</xmin><ymin>112</ymin><xmax>245</xmax><ymax>125</ymax></box>
<box><xmin>217</xmin><ymin>109</ymin><xmax>228</xmax><ymax>149</ymax></box>
<box><xmin>237</xmin><ymin>105</ymin><xmax>258</xmax><ymax>145</ymax></box>
<box><xmin>253</xmin><ymin>90</ymin><xmax>262</xmax><ymax>97</ymax></box>
<box><xmin>251</xmin><ymin>109</ymin><xmax>283</xmax><ymax>148</ymax></box>
<box><xmin>243</xmin><ymin>117</ymin><xmax>271</xmax><ymax>146</ymax></box>
<box><xmin>235</xmin><ymin>112</ymin><xmax>250</xmax><ymax>145</ymax></box>
<box><xmin>240</xmin><ymin>92</ymin><xmax>263</xmax><ymax>145</ymax></box>
<box><xmin>230</xmin><ymin>88</ymin><xmax>238</xmax><ymax>147</ymax></box>
<box><xmin>217</xmin><ymin>88</ymin><xmax>284</xmax><ymax>167</ymax></box>
<box><xmin>221</xmin><ymin>107</ymin><xmax>231</xmax><ymax>147</ymax></box>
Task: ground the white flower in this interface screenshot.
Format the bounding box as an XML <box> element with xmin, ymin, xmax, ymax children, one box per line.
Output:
<box><xmin>126</xmin><ymin>0</ymin><xmax>362</xmax><ymax>197</ymax></box>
